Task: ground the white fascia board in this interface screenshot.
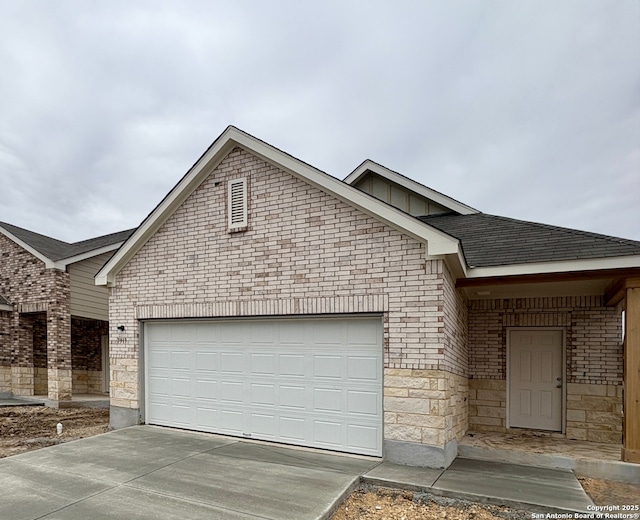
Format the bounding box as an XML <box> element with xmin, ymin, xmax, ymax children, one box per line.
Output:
<box><xmin>54</xmin><ymin>242</ymin><xmax>125</xmax><ymax>270</ymax></box>
<box><xmin>344</xmin><ymin>160</ymin><xmax>479</xmax><ymax>216</ymax></box>
<box><xmin>465</xmin><ymin>255</ymin><xmax>640</xmax><ymax>279</ymax></box>
<box><xmin>96</xmin><ymin>128</ymin><xmax>240</xmax><ymax>286</ymax></box>
<box><xmin>96</xmin><ymin>127</ymin><xmax>463</xmax><ymax>285</ymax></box>
<box><xmin>0</xmin><ymin>303</ymin><xmax>13</xmax><ymax>312</ymax></box>
<box><xmin>229</xmin><ymin>131</ymin><xmax>461</xmax><ymax>256</ymax></box>
<box><xmin>0</xmin><ymin>226</ymin><xmax>53</xmax><ymax>267</ymax></box>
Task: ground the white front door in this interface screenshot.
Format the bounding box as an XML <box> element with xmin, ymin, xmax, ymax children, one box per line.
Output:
<box><xmin>508</xmin><ymin>329</ymin><xmax>563</xmax><ymax>431</ymax></box>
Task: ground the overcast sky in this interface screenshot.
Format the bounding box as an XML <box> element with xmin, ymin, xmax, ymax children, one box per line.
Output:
<box><xmin>1</xmin><ymin>0</ymin><xmax>638</xmax><ymax>243</ymax></box>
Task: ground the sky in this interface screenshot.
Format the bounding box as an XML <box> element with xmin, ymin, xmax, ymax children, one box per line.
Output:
<box><xmin>0</xmin><ymin>0</ymin><xmax>638</xmax><ymax>243</ymax></box>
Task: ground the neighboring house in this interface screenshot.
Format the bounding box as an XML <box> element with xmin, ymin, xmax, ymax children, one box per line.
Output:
<box><xmin>96</xmin><ymin>126</ymin><xmax>640</xmax><ymax>467</ymax></box>
<box><xmin>0</xmin><ymin>222</ymin><xmax>134</xmax><ymax>403</ymax></box>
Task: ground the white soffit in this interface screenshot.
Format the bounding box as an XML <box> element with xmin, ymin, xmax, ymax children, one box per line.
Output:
<box><xmin>344</xmin><ymin>160</ymin><xmax>479</xmax><ymax>216</ymax></box>
<box><xmin>465</xmin><ymin>255</ymin><xmax>640</xmax><ymax>279</ymax></box>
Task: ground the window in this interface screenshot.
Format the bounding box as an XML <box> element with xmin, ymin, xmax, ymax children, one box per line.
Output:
<box><xmin>227</xmin><ymin>178</ymin><xmax>248</xmax><ymax>231</ymax></box>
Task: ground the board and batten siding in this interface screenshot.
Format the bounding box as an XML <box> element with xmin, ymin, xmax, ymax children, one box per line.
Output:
<box><xmin>69</xmin><ymin>252</ymin><xmax>112</xmax><ymax>321</ymax></box>
<box><xmin>353</xmin><ymin>173</ymin><xmax>450</xmax><ymax>216</ymax></box>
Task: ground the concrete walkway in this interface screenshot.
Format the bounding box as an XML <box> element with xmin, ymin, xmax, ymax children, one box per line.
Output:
<box><xmin>0</xmin><ymin>426</ymin><xmax>595</xmax><ymax>519</ymax></box>
<box><xmin>365</xmin><ymin>458</ymin><xmax>595</xmax><ymax>513</ymax></box>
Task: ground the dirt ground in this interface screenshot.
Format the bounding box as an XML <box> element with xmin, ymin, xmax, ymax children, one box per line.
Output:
<box><xmin>331</xmin><ymin>479</ymin><xmax>640</xmax><ymax>520</ymax></box>
<box><xmin>0</xmin><ymin>405</ymin><xmax>109</xmax><ymax>458</ymax></box>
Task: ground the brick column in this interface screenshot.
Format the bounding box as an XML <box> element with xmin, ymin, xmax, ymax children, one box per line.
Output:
<box><xmin>47</xmin><ymin>270</ymin><xmax>72</xmax><ymax>402</ymax></box>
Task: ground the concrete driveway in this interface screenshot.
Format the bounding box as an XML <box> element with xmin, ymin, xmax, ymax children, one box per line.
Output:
<box><xmin>0</xmin><ymin>426</ymin><xmax>379</xmax><ymax>520</ymax></box>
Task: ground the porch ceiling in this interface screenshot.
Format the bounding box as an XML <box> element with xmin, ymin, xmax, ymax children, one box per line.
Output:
<box><xmin>458</xmin><ymin>267</ymin><xmax>640</xmax><ymax>301</ymax></box>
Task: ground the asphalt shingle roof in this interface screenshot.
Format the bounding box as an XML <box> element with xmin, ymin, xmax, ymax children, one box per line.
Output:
<box><xmin>0</xmin><ymin>294</ymin><xmax>9</xmax><ymax>305</ymax></box>
<box><xmin>420</xmin><ymin>213</ymin><xmax>640</xmax><ymax>268</ymax></box>
<box><xmin>0</xmin><ymin>222</ymin><xmax>135</xmax><ymax>262</ymax></box>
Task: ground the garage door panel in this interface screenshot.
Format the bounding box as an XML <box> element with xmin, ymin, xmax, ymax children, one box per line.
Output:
<box><xmin>148</xmin><ymin>350</ymin><xmax>171</xmax><ymax>369</ymax></box>
<box><xmin>251</xmin><ymin>413</ymin><xmax>276</xmax><ymax>437</ymax></box>
<box><xmin>219</xmin><ymin>410</ymin><xmax>243</xmax><ymax>432</ymax></box>
<box><xmin>148</xmin><ymin>375</ymin><xmax>170</xmax><ymax>396</ymax></box>
<box><xmin>220</xmin><ymin>381</ymin><xmax>243</xmax><ymax>402</ymax></box>
<box><xmin>196</xmin><ymin>351</ymin><xmax>218</xmax><ymax>371</ymax></box>
<box><xmin>195</xmin><ymin>381</ymin><xmax>216</xmax><ymax>401</ymax></box>
<box><xmin>220</xmin><ymin>352</ymin><xmax>243</xmax><ymax>373</ymax></box>
<box><xmin>279</xmin><ymin>354</ymin><xmax>305</xmax><ymax>377</ymax></box>
<box><xmin>313</xmin><ymin>321</ymin><xmax>343</xmax><ymax>346</ymax></box>
<box><xmin>145</xmin><ymin>317</ymin><xmax>382</xmax><ymax>456</ymax></box>
<box><xmin>347</xmin><ymin>390</ymin><xmax>378</xmax><ymax>415</ymax></box>
<box><xmin>314</xmin><ymin>388</ymin><xmax>343</xmax><ymax>412</ymax></box>
<box><xmin>347</xmin><ymin>356</ymin><xmax>379</xmax><ymax>381</ymax></box>
<box><xmin>250</xmin><ymin>353</ymin><xmax>276</xmax><ymax>375</ymax></box>
<box><xmin>195</xmin><ymin>406</ymin><xmax>217</xmax><ymax>428</ymax></box>
<box><xmin>348</xmin><ymin>424</ymin><xmax>379</xmax><ymax>450</ymax></box>
<box><xmin>314</xmin><ymin>420</ymin><xmax>342</xmax><ymax>446</ymax></box>
<box><xmin>314</xmin><ymin>356</ymin><xmax>343</xmax><ymax>379</ymax></box>
<box><xmin>171</xmin><ymin>351</ymin><xmax>191</xmax><ymax>370</ymax></box>
<box><xmin>279</xmin><ymin>416</ymin><xmax>306</xmax><ymax>441</ymax></box>
<box><xmin>251</xmin><ymin>383</ymin><xmax>275</xmax><ymax>405</ymax></box>
<box><xmin>280</xmin><ymin>385</ymin><xmax>305</xmax><ymax>409</ymax></box>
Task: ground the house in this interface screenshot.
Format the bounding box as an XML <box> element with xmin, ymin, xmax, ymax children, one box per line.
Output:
<box><xmin>0</xmin><ymin>222</ymin><xmax>134</xmax><ymax>404</ymax></box>
<box><xmin>96</xmin><ymin>126</ymin><xmax>640</xmax><ymax>467</ymax></box>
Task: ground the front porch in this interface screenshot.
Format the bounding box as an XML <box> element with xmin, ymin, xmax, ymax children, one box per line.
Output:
<box><xmin>458</xmin><ymin>430</ymin><xmax>638</xmax><ymax>483</ymax></box>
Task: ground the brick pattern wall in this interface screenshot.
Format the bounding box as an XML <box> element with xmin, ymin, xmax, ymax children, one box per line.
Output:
<box><xmin>468</xmin><ymin>296</ymin><xmax>622</xmax><ymax>384</ymax></box>
<box><xmin>0</xmin><ymin>311</ymin><xmax>10</xmax><ymax>367</ymax></box>
<box><xmin>110</xmin><ymin>147</ymin><xmax>457</xmax><ymax>374</ymax></box>
<box><xmin>467</xmin><ymin>296</ymin><xmax>623</xmax><ymax>443</ymax></box>
<box><xmin>32</xmin><ymin>314</ymin><xmax>47</xmax><ymax>369</ymax></box>
<box><xmin>442</xmin><ymin>264</ymin><xmax>468</xmax><ymax>376</ymax></box>
<box><xmin>71</xmin><ymin>318</ymin><xmax>107</xmax><ymax>372</ymax></box>
<box><xmin>0</xmin><ymin>233</ymin><xmax>73</xmax><ymax>399</ymax></box>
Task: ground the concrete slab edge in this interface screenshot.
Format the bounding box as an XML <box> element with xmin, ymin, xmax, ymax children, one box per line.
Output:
<box><xmin>360</xmin><ymin>475</ymin><xmax>592</xmax><ymax>515</ymax></box>
<box><xmin>575</xmin><ymin>459</ymin><xmax>640</xmax><ymax>484</ymax></box>
<box><xmin>457</xmin><ymin>444</ymin><xmax>576</xmax><ymax>471</ymax></box>
<box><xmin>318</xmin><ymin>476</ymin><xmax>362</xmax><ymax>520</ymax></box>
<box><xmin>458</xmin><ymin>445</ymin><xmax>640</xmax><ymax>484</ymax></box>
<box><xmin>361</xmin><ymin>473</ymin><xmax>443</xmax><ymax>494</ymax></box>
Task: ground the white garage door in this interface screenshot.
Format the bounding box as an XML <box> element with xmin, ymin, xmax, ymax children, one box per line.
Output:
<box><xmin>144</xmin><ymin>316</ymin><xmax>383</xmax><ymax>456</ymax></box>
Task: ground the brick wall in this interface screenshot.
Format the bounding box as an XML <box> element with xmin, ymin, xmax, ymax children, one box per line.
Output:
<box><xmin>111</xmin><ymin>147</ymin><xmax>452</xmax><ymax>371</ymax></box>
<box><xmin>467</xmin><ymin>296</ymin><xmax>623</xmax><ymax>442</ymax></box>
<box><xmin>468</xmin><ymin>296</ymin><xmax>622</xmax><ymax>384</ymax></box>
<box><xmin>109</xmin><ymin>147</ymin><xmax>470</xmax><ymax>453</ymax></box>
<box><xmin>71</xmin><ymin>318</ymin><xmax>107</xmax><ymax>372</ymax></box>
<box><xmin>0</xmin><ymin>233</ymin><xmax>72</xmax><ymax>399</ymax></box>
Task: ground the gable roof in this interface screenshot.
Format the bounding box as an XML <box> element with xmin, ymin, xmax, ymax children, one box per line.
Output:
<box><xmin>95</xmin><ymin>126</ymin><xmax>463</xmax><ymax>286</ymax></box>
<box><xmin>0</xmin><ymin>222</ymin><xmax>135</xmax><ymax>269</ymax></box>
<box><xmin>344</xmin><ymin>160</ymin><xmax>479</xmax><ymax>216</ymax></box>
<box><xmin>421</xmin><ymin>212</ymin><xmax>640</xmax><ymax>270</ymax></box>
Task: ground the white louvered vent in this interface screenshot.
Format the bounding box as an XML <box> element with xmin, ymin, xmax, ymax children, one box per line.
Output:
<box><xmin>227</xmin><ymin>178</ymin><xmax>248</xmax><ymax>231</ymax></box>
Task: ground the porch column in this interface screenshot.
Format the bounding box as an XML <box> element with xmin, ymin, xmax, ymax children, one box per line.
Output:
<box><xmin>623</xmin><ymin>285</ymin><xmax>640</xmax><ymax>463</ymax></box>
<box><xmin>46</xmin><ymin>270</ymin><xmax>72</xmax><ymax>403</ymax></box>
<box><xmin>47</xmin><ymin>305</ymin><xmax>72</xmax><ymax>402</ymax></box>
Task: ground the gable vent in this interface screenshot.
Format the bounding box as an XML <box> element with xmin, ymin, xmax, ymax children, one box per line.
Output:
<box><xmin>228</xmin><ymin>178</ymin><xmax>248</xmax><ymax>231</ymax></box>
